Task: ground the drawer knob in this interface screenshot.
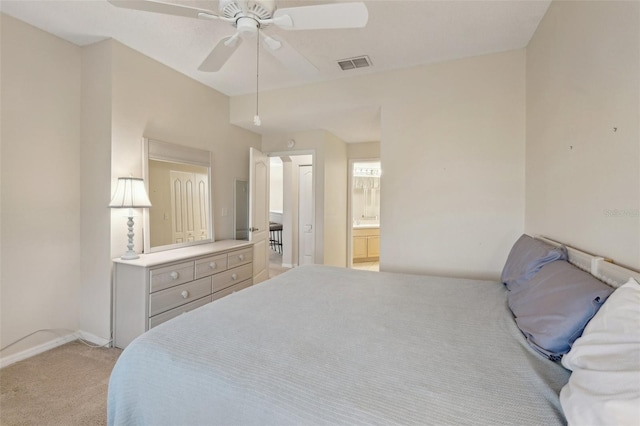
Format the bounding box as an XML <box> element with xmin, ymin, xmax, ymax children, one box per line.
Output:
<box><xmin>209</xmin><ymin>262</ymin><xmax>217</xmax><ymax>269</ymax></box>
<box><xmin>170</xmin><ymin>271</ymin><xmax>179</xmax><ymax>280</ymax></box>
<box><xmin>231</xmin><ymin>273</ymin><xmax>238</xmax><ymax>281</ymax></box>
<box><xmin>238</xmin><ymin>254</ymin><xmax>244</xmax><ymax>261</ymax></box>
<box><xmin>181</xmin><ymin>290</ymin><xmax>189</xmax><ymax>299</ymax></box>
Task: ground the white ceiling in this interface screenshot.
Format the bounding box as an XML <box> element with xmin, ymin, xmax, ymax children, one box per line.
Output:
<box><xmin>0</xmin><ymin>0</ymin><xmax>551</xmax><ymax>142</ymax></box>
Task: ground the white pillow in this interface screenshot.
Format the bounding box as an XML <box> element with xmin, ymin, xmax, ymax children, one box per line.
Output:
<box><xmin>560</xmin><ymin>277</ymin><xmax>640</xmax><ymax>426</ymax></box>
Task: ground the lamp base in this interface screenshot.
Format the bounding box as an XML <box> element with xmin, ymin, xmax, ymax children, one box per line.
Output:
<box><xmin>121</xmin><ymin>215</ymin><xmax>140</xmax><ymax>260</ymax></box>
<box><xmin>120</xmin><ymin>250</ymin><xmax>140</xmax><ymax>260</ymax></box>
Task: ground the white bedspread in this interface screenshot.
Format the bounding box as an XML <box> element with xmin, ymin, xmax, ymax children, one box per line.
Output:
<box><xmin>108</xmin><ymin>265</ymin><xmax>569</xmax><ymax>425</ymax></box>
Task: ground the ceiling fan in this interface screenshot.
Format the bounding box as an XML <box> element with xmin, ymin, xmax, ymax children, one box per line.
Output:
<box><xmin>108</xmin><ymin>0</ymin><xmax>369</xmax><ymax>75</ymax></box>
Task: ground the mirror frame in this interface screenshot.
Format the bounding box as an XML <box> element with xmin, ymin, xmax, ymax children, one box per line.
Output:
<box><xmin>142</xmin><ymin>138</ymin><xmax>214</xmax><ymax>253</ymax></box>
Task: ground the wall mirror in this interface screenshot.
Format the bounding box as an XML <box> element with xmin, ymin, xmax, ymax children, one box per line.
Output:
<box><xmin>143</xmin><ymin>138</ymin><xmax>214</xmax><ymax>253</ymax></box>
<box><xmin>352</xmin><ymin>161</ymin><xmax>381</xmax><ymax>226</ymax></box>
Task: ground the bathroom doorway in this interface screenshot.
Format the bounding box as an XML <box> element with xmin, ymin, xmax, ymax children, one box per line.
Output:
<box><xmin>348</xmin><ymin>160</ymin><xmax>381</xmax><ymax>271</ymax></box>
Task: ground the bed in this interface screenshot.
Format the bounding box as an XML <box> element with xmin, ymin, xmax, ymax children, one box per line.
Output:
<box><xmin>107</xmin><ymin>236</ymin><xmax>640</xmax><ymax>425</ymax></box>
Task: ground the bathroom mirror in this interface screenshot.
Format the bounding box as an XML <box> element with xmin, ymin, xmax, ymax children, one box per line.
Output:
<box><xmin>234</xmin><ymin>179</ymin><xmax>249</xmax><ymax>240</ymax></box>
<box><xmin>143</xmin><ymin>139</ymin><xmax>213</xmax><ymax>253</ymax></box>
<box><xmin>352</xmin><ymin>161</ymin><xmax>381</xmax><ymax>226</ymax></box>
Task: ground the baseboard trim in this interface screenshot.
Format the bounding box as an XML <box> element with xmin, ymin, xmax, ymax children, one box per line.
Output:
<box><xmin>0</xmin><ymin>332</ymin><xmax>77</xmax><ymax>369</ymax></box>
<box><xmin>281</xmin><ymin>263</ymin><xmax>295</xmax><ymax>268</ymax></box>
<box><xmin>77</xmin><ymin>330</ymin><xmax>111</xmax><ymax>347</ymax></box>
<box><xmin>0</xmin><ymin>329</ymin><xmax>111</xmax><ymax>369</ymax></box>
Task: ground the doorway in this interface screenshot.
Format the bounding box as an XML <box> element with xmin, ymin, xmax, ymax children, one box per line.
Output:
<box><xmin>268</xmin><ymin>154</ymin><xmax>314</xmax><ymax>277</ymax></box>
<box><xmin>349</xmin><ymin>160</ymin><xmax>381</xmax><ymax>271</ymax></box>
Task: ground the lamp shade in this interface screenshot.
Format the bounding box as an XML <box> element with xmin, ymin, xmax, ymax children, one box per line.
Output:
<box><xmin>109</xmin><ymin>177</ymin><xmax>152</xmax><ymax>208</ymax></box>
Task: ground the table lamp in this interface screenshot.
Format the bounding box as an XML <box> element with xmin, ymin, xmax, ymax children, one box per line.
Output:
<box><xmin>109</xmin><ymin>177</ymin><xmax>152</xmax><ymax>260</ymax></box>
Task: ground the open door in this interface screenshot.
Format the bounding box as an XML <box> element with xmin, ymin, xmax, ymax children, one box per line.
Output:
<box><xmin>249</xmin><ymin>147</ymin><xmax>270</xmax><ymax>284</ymax></box>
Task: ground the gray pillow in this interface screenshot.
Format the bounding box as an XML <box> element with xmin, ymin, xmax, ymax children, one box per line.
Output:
<box><xmin>501</xmin><ymin>234</ymin><xmax>568</xmax><ymax>289</ymax></box>
<box><xmin>508</xmin><ymin>260</ymin><xmax>613</xmax><ymax>360</ymax></box>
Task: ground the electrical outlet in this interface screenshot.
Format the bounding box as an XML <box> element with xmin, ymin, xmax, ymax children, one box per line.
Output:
<box><xmin>221</xmin><ymin>207</ymin><xmax>228</xmax><ymax>217</ymax></box>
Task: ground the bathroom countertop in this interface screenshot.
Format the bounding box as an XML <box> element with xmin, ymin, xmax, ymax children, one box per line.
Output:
<box><xmin>353</xmin><ymin>224</ymin><xmax>380</xmax><ymax>229</ymax></box>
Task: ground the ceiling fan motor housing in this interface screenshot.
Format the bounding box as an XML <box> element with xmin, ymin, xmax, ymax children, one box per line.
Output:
<box><xmin>219</xmin><ymin>0</ymin><xmax>275</xmax><ymax>20</ymax></box>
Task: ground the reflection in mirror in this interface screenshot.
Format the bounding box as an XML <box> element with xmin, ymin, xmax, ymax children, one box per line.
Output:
<box><xmin>144</xmin><ymin>139</ymin><xmax>213</xmax><ymax>253</ymax></box>
<box><xmin>234</xmin><ymin>180</ymin><xmax>249</xmax><ymax>240</ymax></box>
<box><xmin>352</xmin><ymin>161</ymin><xmax>381</xmax><ymax>226</ymax></box>
<box><xmin>148</xmin><ymin>160</ymin><xmax>210</xmax><ymax>247</ymax></box>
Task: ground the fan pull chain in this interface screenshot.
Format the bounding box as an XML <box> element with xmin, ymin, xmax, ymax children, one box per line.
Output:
<box><xmin>253</xmin><ymin>30</ymin><xmax>261</xmax><ymax>126</ymax></box>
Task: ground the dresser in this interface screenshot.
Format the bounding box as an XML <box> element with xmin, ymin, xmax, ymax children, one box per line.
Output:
<box><xmin>112</xmin><ymin>240</ymin><xmax>253</xmax><ymax>348</ymax></box>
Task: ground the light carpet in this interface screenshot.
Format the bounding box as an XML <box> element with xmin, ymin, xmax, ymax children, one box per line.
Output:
<box><xmin>0</xmin><ymin>341</ymin><xmax>121</xmax><ymax>426</ymax></box>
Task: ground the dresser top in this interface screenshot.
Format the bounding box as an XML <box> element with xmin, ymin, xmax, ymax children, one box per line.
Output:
<box><xmin>113</xmin><ymin>240</ymin><xmax>253</xmax><ymax>267</ymax></box>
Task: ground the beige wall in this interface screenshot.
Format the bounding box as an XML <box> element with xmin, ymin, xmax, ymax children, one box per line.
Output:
<box><xmin>235</xmin><ymin>50</ymin><xmax>526</xmax><ymax>279</ymax></box>
<box><xmin>525</xmin><ymin>0</ymin><xmax>640</xmax><ymax>270</ymax></box>
<box><xmin>1</xmin><ymin>15</ymin><xmax>82</xmax><ymax>357</ymax></box>
<box><xmin>80</xmin><ymin>40</ymin><xmax>112</xmax><ymax>341</ymax></box>
<box><xmin>1</xmin><ymin>18</ymin><xmax>261</xmax><ymax>361</ymax></box>
<box><xmin>348</xmin><ymin>142</ymin><xmax>380</xmax><ymax>159</ymax></box>
<box><xmin>381</xmin><ymin>53</ymin><xmax>525</xmax><ymax>279</ymax></box>
<box><xmin>323</xmin><ymin>132</ymin><xmax>348</xmax><ymax>267</ymax></box>
<box><xmin>269</xmin><ymin>159</ymin><xmax>283</xmax><ymax>213</ymax></box>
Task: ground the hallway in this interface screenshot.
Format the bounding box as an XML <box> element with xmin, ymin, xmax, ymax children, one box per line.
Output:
<box><xmin>269</xmin><ymin>250</ymin><xmax>289</xmax><ymax>278</ymax></box>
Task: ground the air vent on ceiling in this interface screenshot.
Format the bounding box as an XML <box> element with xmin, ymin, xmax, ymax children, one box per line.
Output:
<box><xmin>337</xmin><ymin>55</ymin><xmax>372</xmax><ymax>71</ymax></box>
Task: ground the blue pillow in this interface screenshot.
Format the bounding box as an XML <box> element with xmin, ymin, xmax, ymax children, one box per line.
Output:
<box><xmin>508</xmin><ymin>260</ymin><xmax>613</xmax><ymax>360</ymax></box>
<box><xmin>501</xmin><ymin>234</ymin><xmax>567</xmax><ymax>289</ymax></box>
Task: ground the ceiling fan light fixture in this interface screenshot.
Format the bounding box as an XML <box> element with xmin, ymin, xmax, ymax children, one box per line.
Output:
<box><xmin>236</xmin><ymin>17</ymin><xmax>259</xmax><ymax>36</ymax></box>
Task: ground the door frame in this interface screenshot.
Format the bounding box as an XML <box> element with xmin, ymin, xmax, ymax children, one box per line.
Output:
<box><xmin>347</xmin><ymin>158</ymin><xmax>381</xmax><ymax>268</ymax></box>
<box><xmin>249</xmin><ymin>147</ymin><xmax>270</xmax><ymax>284</ymax></box>
<box><xmin>266</xmin><ymin>150</ymin><xmax>315</xmax><ymax>267</ymax></box>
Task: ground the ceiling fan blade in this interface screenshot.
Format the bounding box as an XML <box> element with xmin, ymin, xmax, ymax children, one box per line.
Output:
<box><xmin>273</xmin><ymin>2</ymin><xmax>368</xmax><ymax>30</ymax></box>
<box><xmin>107</xmin><ymin>0</ymin><xmax>218</xmax><ymax>19</ymax></box>
<box><xmin>198</xmin><ymin>35</ymin><xmax>243</xmax><ymax>72</ymax></box>
<box><xmin>262</xmin><ymin>35</ymin><xmax>318</xmax><ymax>77</ymax></box>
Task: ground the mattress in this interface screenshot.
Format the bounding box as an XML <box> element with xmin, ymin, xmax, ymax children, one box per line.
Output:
<box><xmin>108</xmin><ymin>265</ymin><xmax>570</xmax><ymax>425</ymax></box>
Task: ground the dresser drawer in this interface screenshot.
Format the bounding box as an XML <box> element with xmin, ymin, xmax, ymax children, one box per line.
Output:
<box><xmin>212</xmin><ymin>263</ymin><xmax>253</xmax><ymax>292</ymax></box>
<box><xmin>150</xmin><ymin>261</ymin><xmax>194</xmax><ymax>293</ymax></box>
<box><xmin>227</xmin><ymin>248</ymin><xmax>252</xmax><ymax>269</ymax></box>
<box><xmin>148</xmin><ymin>295</ymin><xmax>212</xmax><ymax>329</ymax></box>
<box><xmin>195</xmin><ymin>253</ymin><xmax>228</xmax><ymax>279</ymax></box>
<box><xmin>212</xmin><ymin>279</ymin><xmax>252</xmax><ymax>301</ymax></box>
<box><xmin>149</xmin><ymin>277</ymin><xmax>211</xmax><ymax>317</ymax></box>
